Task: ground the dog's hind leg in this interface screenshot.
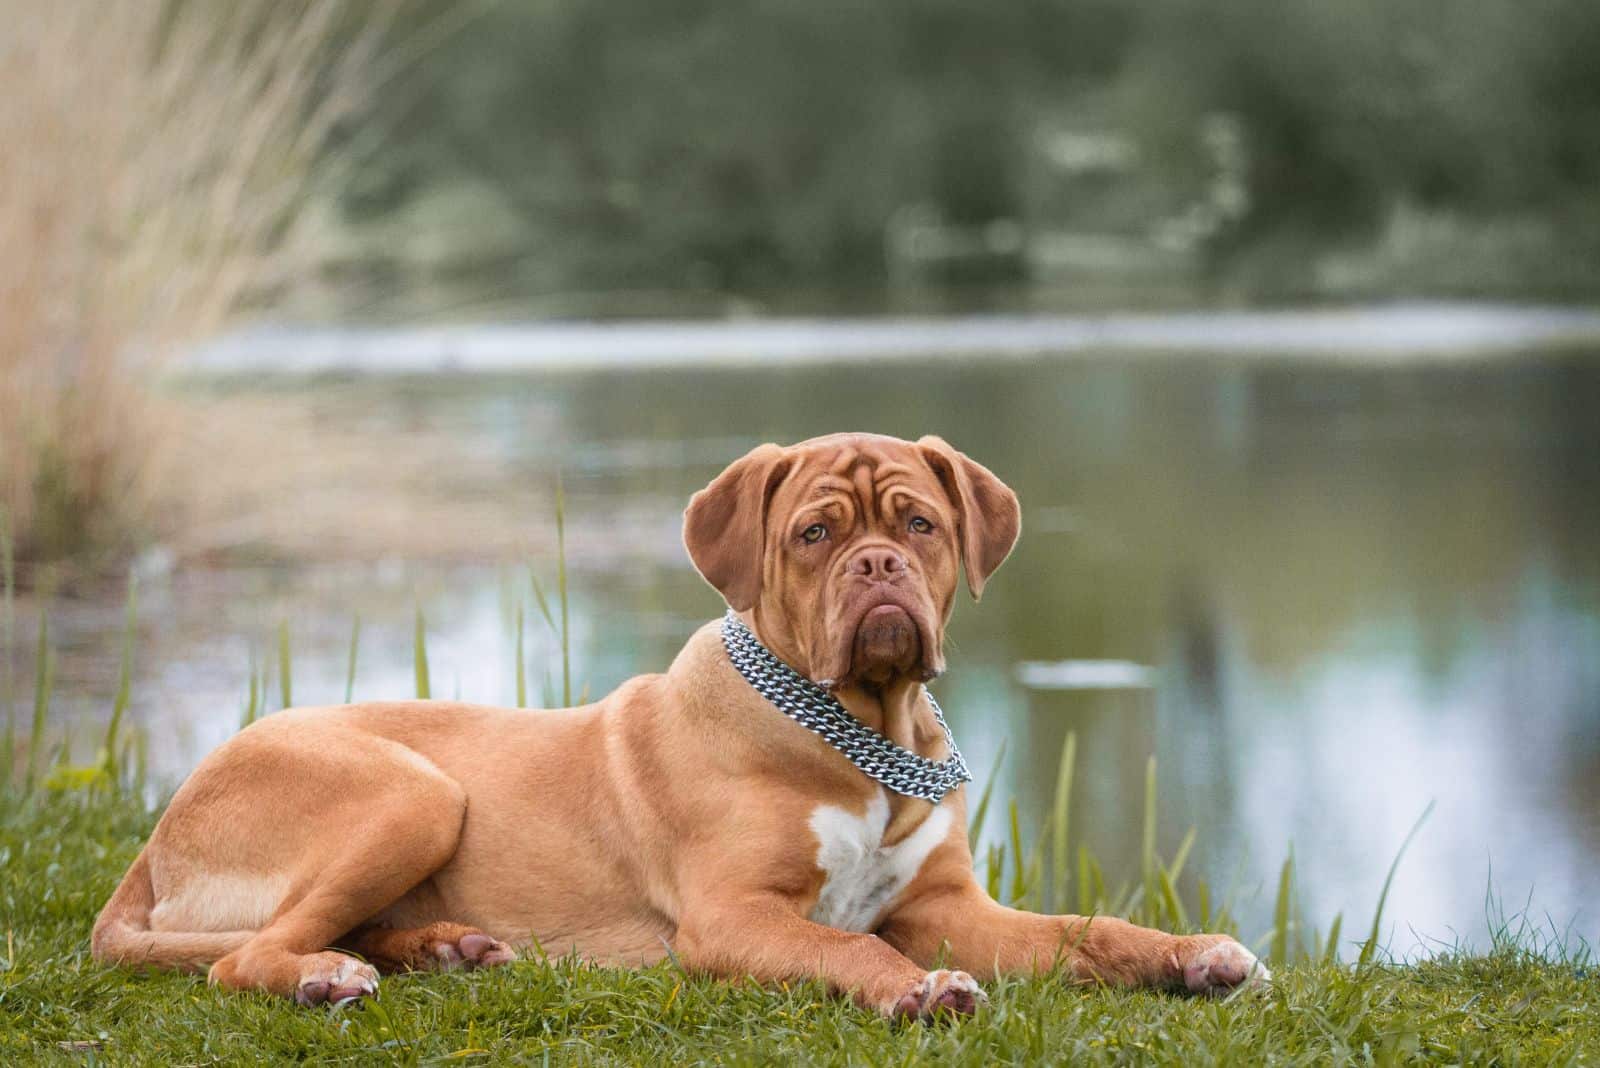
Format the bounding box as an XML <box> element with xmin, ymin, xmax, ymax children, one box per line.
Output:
<box><xmin>92</xmin><ymin>719</ymin><xmax>471</xmax><ymax>1006</ymax></box>
<box><xmin>205</xmin><ymin>763</ymin><xmax>469</xmax><ymax>1006</ymax></box>
<box><xmin>341</xmin><ymin>921</ymin><xmax>515</xmax><ymax>973</ymax></box>
<box><xmin>93</xmin><ymin>716</ymin><xmax>482</xmax><ymax>1005</ymax></box>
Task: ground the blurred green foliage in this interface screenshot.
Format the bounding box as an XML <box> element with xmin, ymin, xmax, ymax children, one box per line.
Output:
<box><xmin>334</xmin><ymin>0</ymin><xmax>1600</xmax><ymax>305</ymax></box>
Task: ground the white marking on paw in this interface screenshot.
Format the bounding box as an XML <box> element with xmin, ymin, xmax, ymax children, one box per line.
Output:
<box><xmin>809</xmin><ymin>791</ymin><xmax>952</xmax><ymax>932</ymax></box>
<box><xmin>1187</xmin><ymin>940</ymin><xmax>1271</xmax><ymax>996</ymax></box>
<box><xmin>296</xmin><ymin>956</ymin><xmax>379</xmax><ymax>1007</ymax></box>
<box><xmin>891</xmin><ymin>969</ymin><xmax>987</xmax><ymax>1018</ymax></box>
<box><xmin>921</xmin><ymin>969</ymin><xmax>986</xmax><ymax>1005</ymax></box>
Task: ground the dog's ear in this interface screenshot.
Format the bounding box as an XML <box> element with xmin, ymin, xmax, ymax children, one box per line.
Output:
<box><xmin>917</xmin><ymin>436</ymin><xmax>1021</xmax><ymax>600</ymax></box>
<box><xmin>683</xmin><ymin>443</ymin><xmax>793</xmax><ymax>611</ymax></box>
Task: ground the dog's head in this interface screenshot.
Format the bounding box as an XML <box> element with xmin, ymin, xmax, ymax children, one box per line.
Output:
<box><xmin>684</xmin><ymin>433</ymin><xmax>1020</xmax><ymax>690</ymax></box>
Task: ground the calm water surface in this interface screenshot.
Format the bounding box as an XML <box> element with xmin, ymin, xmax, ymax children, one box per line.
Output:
<box><xmin>22</xmin><ymin>341</ymin><xmax>1600</xmax><ymax>951</ymax></box>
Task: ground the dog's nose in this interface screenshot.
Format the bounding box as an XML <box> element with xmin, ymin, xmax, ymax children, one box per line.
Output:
<box><xmin>848</xmin><ymin>547</ymin><xmax>908</xmax><ymax>581</ymax></box>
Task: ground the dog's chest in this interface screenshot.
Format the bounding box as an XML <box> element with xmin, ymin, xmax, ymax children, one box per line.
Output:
<box><xmin>807</xmin><ymin>791</ymin><xmax>952</xmax><ymax>933</ymax></box>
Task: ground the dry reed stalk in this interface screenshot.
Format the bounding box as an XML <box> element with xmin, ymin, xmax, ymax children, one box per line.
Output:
<box><xmin>0</xmin><ymin>1</ymin><xmax>389</xmax><ymax>568</ymax></box>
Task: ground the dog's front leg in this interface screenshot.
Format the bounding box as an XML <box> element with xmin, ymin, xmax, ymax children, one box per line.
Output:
<box><xmin>878</xmin><ymin>881</ymin><xmax>1268</xmax><ymax>996</ymax></box>
<box><xmin>673</xmin><ymin>894</ymin><xmax>985</xmax><ymax>1019</ymax></box>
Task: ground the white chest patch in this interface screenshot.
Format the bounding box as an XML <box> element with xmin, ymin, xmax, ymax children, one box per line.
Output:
<box><xmin>808</xmin><ymin>792</ymin><xmax>953</xmax><ymax>933</ymax></box>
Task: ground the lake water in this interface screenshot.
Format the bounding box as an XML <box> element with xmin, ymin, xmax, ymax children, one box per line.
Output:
<box><xmin>16</xmin><ymin>310</ymin><xmax>1600</xmax><ymax>953</ymax></box>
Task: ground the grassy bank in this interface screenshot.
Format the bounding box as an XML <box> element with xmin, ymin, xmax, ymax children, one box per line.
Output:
<box><xmin>0</xmin><ymin>792</ymin><xmax>1595</xmax><ymax>1065</ymax></box>
<box><xmin>3</xmin><ymin>544</ymin><xmax>1595</xmax><ymax>1062</ymax></box>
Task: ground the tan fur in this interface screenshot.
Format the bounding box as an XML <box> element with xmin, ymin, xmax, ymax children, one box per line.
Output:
<box><xmin>93</xmin><ymin>433</ymin><xmax>1264</xmax><ymax>1015</ymax></box>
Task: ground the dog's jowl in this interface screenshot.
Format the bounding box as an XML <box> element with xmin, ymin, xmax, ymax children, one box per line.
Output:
<box><xmin>93</xmin><ymin>433</ymin><xmax>1266</xmax><ymax>1018</ymax></box>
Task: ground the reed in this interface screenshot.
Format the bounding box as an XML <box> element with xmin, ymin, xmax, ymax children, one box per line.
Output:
<box><xmin>0</xmin><ymin>1</ymin><xmax>385</xmax><ymax>566</ymax></box>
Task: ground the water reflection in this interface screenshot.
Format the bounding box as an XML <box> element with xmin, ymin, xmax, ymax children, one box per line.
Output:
<box><xmin>18</xmin><ymin>346</ymin><xmax>1600</xmax><ymax>949</ymax></box>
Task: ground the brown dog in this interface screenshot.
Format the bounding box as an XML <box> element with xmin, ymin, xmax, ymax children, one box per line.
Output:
<box><xmin>93</xmin><ymin>433</ymin><xmax>1265</xmax><ymax>1016</ymax></box>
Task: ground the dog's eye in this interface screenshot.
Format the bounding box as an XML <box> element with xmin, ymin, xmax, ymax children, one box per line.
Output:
<box><xmin>909</xmin><ymin>516</ymin><xmax>934</xmax><ymax>535</ymax></box>
<box><xmin>801</xmin><ymin>523</ymin><xmax>828</xmax><ymax>544</ymax></box>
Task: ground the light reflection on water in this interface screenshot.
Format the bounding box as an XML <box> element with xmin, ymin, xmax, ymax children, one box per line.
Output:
<box><xmin>21</xmin><ymin>345</ymin><xmax>1600</xmax><ymax>950</ymax></box>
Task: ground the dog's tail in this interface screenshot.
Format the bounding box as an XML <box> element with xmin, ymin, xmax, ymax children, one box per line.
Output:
<box><xmin>91</xmin><ymin>851</ymin><xmax>254</xmax><ymax>972</ymax></box>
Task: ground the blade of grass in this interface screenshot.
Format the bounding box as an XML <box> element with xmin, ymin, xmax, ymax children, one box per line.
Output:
<box><xmin>1078</xmin><ymin>845</ymin><xmax>1092</xmax><ymax>915</ymax></box>
<box><xmin>514</xmin><ymin>600</ymin><xmax>527</xmax><ymax>708</ymax></box>
<box><xmin>1051</xmin><ymin>731</ymin><xmax>1076</xmax><ymax>912</ymax></box>
<box><xmin>343</xmin><ymin>614</ymin><xmax>361</xmax><ymax>703</ymax></box>
<box><xmin>277</xmin><ymin>620</ymin><xmax>292</xmax><ymax>709</ymax></box>
<box><xmin>1323</xmin><ymin>912</ymin><xmax>1344</xmax><ymax>962</ymax></box>
<box><xmin>1271</xmin><ymin>848</ymin><xmax>1294</xmax><ymax>964</ymax></box>
<box><xmin>1166</xmin><ymin>825</ymin><xmax>1198</xmax><ymax>889</ymax></box>
<box><xmin>555</xmin><ymin>472</ymin><xmax>570</xmax><ymax>708</ymax></box>
<box><xmin>528</xmin><ymin>569</ymin><xmax>556</xmax><ymax>632</ymax></box>
<box><xmin>1293</xmin><ymin>877</ymin><xmax>1308</xmax><ymax>961</ymax></box>
<box><xmin>1359</xmin><ymin>801</ymin><xmax>1435</xmax><ymax>965</ymax></box>
<box><xmin>1</xmin><ymin>510</ymin><xmax>15</xmax><ymax>790</ymax></box>
<box><xmin>1158</xmin><ymin>867</ymin><xmax>1190</xmax><ymax>932</ymax></box>
<box><xmin>101</xmin><ymin>575</ymin><xmax>137</xmax><ymax>788</ymax></box>
<box><xmin>241</xmin><ymin>654</ymin><xmax>261</xmax><ymax>729</ymax></box>
<box><xmin>132</xmin><ymin>727</ymin><xmax>148</xmax><ymax>795</ymax></box>
<box><xmin>56</xmin><ymin>721</ymin><xmax>73</xmax><ymax>768</ymax></box>
<box><xmin>1008</xmin><ymin>800</ymin><xmax>1026</xmax><ymax>904</ymax></box>
<box><xmin>984</xmin><ymin>841</ymin><xmax>1005</xmax><ymax>901</ymax></box>
<box><xmin>967</xmin><ymin>739</ymin><xmax>1007</xmax><ymax>853</ymax></box>
<box><xmin>414</xmin><ymin>605</ymin><xmax>432</xmax><ymax>699</ymax></box>
<box><xmin>1077</xmin><ymin>845</ymin><xmax>1105</xmax><ymax>917</ymax></box>
<box><xmin>1025</xmin><ymin>811</ymin><xmax>1049</xmax><ymax>912</ymax></box>
<box><xmin>1142</xmin><ymin>755</ymin><xmax>1158</xmax><ymax>920</ymax></box>
<box><xmin>25</xmin><ymin>607</ymin><xmax>51</xmax><ymax>792</ymax></box>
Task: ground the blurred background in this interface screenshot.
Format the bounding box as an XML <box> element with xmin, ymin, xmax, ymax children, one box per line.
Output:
<box><xmin>3</xmin><ymin>0</ymin><xmax>1598</xmax><ymax>950</ymax></box>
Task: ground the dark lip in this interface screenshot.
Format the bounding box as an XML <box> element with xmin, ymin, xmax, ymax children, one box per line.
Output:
<box><xmin>837</xmin><ymin>584</ymin><xmax>939</xmax><ymax>683</ymax></box>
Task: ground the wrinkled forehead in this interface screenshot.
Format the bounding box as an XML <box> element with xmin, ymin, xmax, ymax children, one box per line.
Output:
<box><xmin>770</xmin><ymin>438</ymin><xmax>948</xmax><ymax>526</ymax></box>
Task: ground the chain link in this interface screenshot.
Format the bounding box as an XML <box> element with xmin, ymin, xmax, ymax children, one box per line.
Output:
<box><xmin>721</xmin><ymin>610</ymin><xmax>972</xmax><ymax>803</ymax></box>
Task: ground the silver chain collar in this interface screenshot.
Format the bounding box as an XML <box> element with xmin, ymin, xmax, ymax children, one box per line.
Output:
<box><xmin>720</xmin><ymin>610</ymin><xmax>972</xmax><ymax>804</ymax></box>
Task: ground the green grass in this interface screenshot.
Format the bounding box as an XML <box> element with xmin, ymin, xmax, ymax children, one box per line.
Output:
<box><xmin>1</xmin><ymin>792</ymin><xmax>1596</xmax><ymax>1066</ymax></box>
<box><xmin>2</xmin><ymin>503</ymin><xmax>1595</xmax><ymax>1063</ymax></box>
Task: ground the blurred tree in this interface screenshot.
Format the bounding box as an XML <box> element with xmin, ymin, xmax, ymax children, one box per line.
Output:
<box><xmin>334</xmin><ymin>0</ymin><xmax>1600</xmax><ymax>306</ymax></box>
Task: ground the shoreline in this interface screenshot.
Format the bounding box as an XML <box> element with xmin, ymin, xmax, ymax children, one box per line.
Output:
<box><xmin>189</xmin><ymin>301</ymin><xmax>1600</xmax><ymax>376</ymax></box>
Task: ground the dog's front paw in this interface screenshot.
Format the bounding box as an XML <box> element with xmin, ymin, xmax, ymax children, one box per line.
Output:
<box><xmin>295</xmin><ymin>952</ymin><xmax>379</xmax><ymax>1007</ymax></box>
<box><xmin>1177</xmin><ymin>936</ymin><xmax>1270</xmax><ymax>997</ymax></box>
<box><xmin>888</xmin><ymin>969</ymin><xmax>987</xmax><ymax>1020</ymax></box>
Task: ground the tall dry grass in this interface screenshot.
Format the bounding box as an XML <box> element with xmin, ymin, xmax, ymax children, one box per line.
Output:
<box><xmin>0</xmin><ymin>1</ymin><xmax>386</xmax><ymax>569</ymax></box>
